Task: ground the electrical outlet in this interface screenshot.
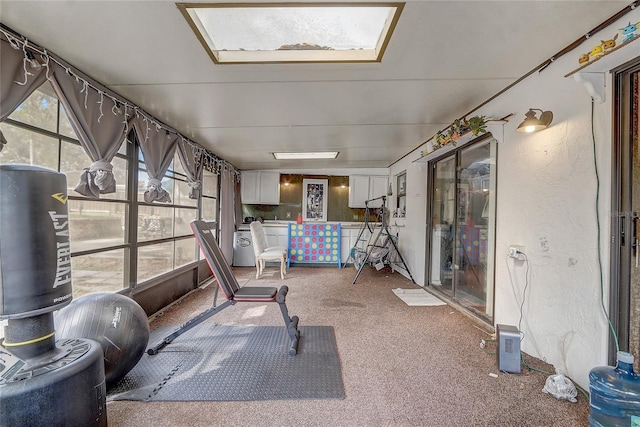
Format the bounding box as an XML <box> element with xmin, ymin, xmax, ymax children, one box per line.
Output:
<box><xmin>508</xmin><ymin>245</ymin><xmax>525</xmax><ymax>259</ymax></box>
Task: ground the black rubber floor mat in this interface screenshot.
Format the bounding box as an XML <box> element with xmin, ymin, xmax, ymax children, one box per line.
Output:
<box><xmin>107</xmin><ymin>325</ymin><xmax>344</xmax><ymax>401</ymax></box>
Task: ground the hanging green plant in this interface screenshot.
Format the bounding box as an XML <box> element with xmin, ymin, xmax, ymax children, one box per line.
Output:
<box><xmin>429</xmin><ymin>115</ymin><xmax>487</xmax><ymax>153</ymax></box>
<box><xmin>468</xmin><ymin>116</ymin><xmax>487</xmax><ymax>135</ymax></box>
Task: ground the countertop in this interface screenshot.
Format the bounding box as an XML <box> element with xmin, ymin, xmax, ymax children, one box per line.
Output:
<box><xmin>238</xmin><ymin>221</ymin><xmax>364</xmax><ymax>230</ymax></box>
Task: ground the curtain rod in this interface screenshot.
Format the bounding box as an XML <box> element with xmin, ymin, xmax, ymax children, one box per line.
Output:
<box><xmin>0</xmin><ymin>23</ymin><xmax>240</xmax><ymax>177</ymax></box>
<box><xmin>390</xmin><ymin>0</ymin><xmax>640</xmax><ymax>168</ymax></box>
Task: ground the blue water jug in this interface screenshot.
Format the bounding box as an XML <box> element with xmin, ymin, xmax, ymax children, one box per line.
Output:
<box><xmin>589</xmin><ymin>351</ymin><xmax>640</xmax><ymax>426</ymax></box>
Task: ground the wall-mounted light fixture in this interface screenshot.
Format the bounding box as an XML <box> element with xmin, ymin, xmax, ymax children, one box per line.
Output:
<box><xmin>516</xmin><ymin>109</ymin><xmax>553</xmax><ymax>133</ymax></box>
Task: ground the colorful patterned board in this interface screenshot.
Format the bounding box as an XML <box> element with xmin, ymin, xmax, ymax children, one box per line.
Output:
<box><xmin>457</xmin><ymin>226</ymin><xmax>487</xmax><ymax>266</ymax></box>
<box><xmin>288</xmin><ymin>223</ymin><xmax>341</xmax><ymax>268</ymax></box>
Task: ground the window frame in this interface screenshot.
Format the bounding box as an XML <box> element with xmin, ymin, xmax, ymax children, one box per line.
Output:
<box><xmin>0</xmin><ymin>83</ymin><xmax>221</xmax><ymax>296</ymax></box>
<box><xmin>134</xmin><ymin>139</ymin><xmax>200</xmax><ymax>283</ymax></box>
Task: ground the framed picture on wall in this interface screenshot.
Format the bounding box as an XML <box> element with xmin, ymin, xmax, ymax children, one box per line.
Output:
<box><xmin>302</xmin><ymin>179</ymin><xmax>328</xmax><ymax>221</ymax></box>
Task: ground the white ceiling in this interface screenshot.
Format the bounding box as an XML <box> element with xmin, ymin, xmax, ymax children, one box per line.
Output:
<box><xmin>0</xmin><ymin>1</ymin><xmax>630</xmax><ymax>170</ymax></box>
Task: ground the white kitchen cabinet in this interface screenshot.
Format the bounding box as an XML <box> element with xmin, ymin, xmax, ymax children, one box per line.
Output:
<box><xmin>241</xmin><ymin>171</ymin><xmax>260</xmax><ymax>204</ymax></box>
<box><xmin>369</xmin><ymin>176</ymin><xmax>389</xmax><ymax>206</ymax></box>
<box><xmin>259</xmin><ymin>172</ymin><xmax>280</xmax><ymax>204</ymax></box>
<box><xmin>348</xmin><ymin>175</ymin><xmax>389</xmax><ymax>208</ymax></box>
<box><xmin>263</xmin><ymin>225</ymin><xmax>289</xmax><ymax>248</ymax></box>
<box><xmin>341</xmin><ymin>228</ymin><xmax>352</xmax><ymax>264</ymax></box>
<box><xmin>348</xmin><ymin>175</ymin><xmax>369</xmax><ymax>208</ymax></box>
<box><xmin>264</xmin><ymin>226</ymin><xmax>288</xmax><ymax>248</ymax></box>
<box><xmin>241</xmin><ymin>171</ymin><xmax>280</xmax><ymax>204</ymax></box>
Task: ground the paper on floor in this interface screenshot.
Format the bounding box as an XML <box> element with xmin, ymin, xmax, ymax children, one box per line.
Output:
<box><xmin>392</xmin><ymin>288</ymin><xmax>447</xmax><ymax>306</ymax></box>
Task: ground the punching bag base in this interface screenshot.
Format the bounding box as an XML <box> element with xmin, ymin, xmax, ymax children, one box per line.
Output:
<box><xmin>0</xmin><ymin>338</ymin><xmax>107</xmax><ymax>427</ymax></box>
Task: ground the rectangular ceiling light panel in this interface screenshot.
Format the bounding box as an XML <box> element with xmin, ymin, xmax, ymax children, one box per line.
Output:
<box><xmin>178</xmin><ymin>2</ymin><xmax>404</xmax><ymax>64</ymax></box>
<box><xmin>273</xmin><ymin>152</ymin><xmax>339</xmax><ymax>160</ymax></box>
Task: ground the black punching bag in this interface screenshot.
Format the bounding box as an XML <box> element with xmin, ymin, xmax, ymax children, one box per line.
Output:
<box><xmin>0</xmin><ymin>165</ymin><xmax>107</xmax><ymax>427</ymax></box>
<box><xmin>0</xmin><ymin>164</ymin><xmax>73</xmax><ymax>316</ymax></box>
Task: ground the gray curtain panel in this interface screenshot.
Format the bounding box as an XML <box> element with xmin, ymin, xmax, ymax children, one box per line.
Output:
<box><xmin>234</xmin><ymin>176</ymin><xmax>242</xmax><ymax>232</ymax></box>
<box><xmin>49</xmin><ymin>62</ymin><xmax>130</xmax><ymax>198</ymax></box>
<box><xmin>1</xmin><ymin>38</ymin><xmax>48</xmax><ymax>149</ymax></box>
<box><xmin>219</xmin><ymin>167</ymin><xmax>236</xmax><ymax>265</ymax></box>
<box><xmin>176</xmin><ymin>138</ymin><xmax>203</xmax><ymax>199</ymax></box>
<box><xmin>133</xmin><ymin>114</ymin><xmax>179</xmax><ymax>203</ymax></box>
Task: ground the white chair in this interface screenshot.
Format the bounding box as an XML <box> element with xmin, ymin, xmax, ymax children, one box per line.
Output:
<box><xmin>250</xmin><ymin>221</ymin><xmax>287</xmax><ymax>280</ymax></box>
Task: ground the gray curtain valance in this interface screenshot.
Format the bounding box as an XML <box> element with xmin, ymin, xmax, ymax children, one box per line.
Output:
<box><xmin>1</xmin><ymin>28</ymin><xmax>240</xmax><ymax>200</ymax></box>
<box><xmin>133</xmin><ymin>115</ymin><xmax>179</xmax><ymax>203</ymax></box>
<box><xmin>1</xmin><ymin>37</ymin><xmax>49</xmax><ymax>153</ymax></box>
<box><xmin>1</xmin><ymin>37</ymin><xmax>48</xmax><ymax>122</ymax></box>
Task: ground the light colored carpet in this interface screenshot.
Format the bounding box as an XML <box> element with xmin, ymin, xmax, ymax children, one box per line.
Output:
<box><xmin>392</xmin><ymin>288</ymin><xmax>447</xmax><ymax>306</ymax></box>
<box><xmin>108</xmin><ymin>266</ymin><xmax>590</xmax><ymax>427</ymax></box>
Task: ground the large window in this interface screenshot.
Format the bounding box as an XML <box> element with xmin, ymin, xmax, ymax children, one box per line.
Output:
<box><xmin>136</xmin><ymin>150</ymin><xmax>198</xmax><ymax>282</ymax></box>
<box><xmin>0</xmin><ymin>83</ymin><xmax>215</xmax><ymax>297</ymax></box>
<box><xmin>201</xmin><ymin>169</ymin><xmax>218</xmax><ymax>222</ymax></box>
<box><xmin>428</xmin><ymin>135</ymin><xmax>497</xmax><ymax>321</ymax></box>
<box><xmin>1</xmin><ymin>83</ymin><xmax>131</xmax><ymax>297</ymax></box>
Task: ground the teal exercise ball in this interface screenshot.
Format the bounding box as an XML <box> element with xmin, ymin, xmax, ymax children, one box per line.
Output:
<box><xmin>55</xmin><ymin>292</ymin><xmax>150</xmax><ymax>385</ymax></box>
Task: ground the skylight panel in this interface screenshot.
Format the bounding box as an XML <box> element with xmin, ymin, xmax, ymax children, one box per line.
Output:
<box><xmin>178</xmin><ymin>3</ymin><xmax>404</xmax><ymax>64</ymax></box>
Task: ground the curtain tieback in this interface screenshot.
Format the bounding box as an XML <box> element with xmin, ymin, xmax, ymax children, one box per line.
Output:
<box><xmin>74</xmin><ymin>160</ymin><xmax>115</xmax><ymax>197</ymax></box>
<box><xmin>188</xmin><ymin>180</ymin><xmax>201</xmax><ymax>199</ymax></box>
<box><xmin>145</xmin><ymin>178</ymin><xmax>171</xmax><ymax>203</ymax></box>
<box><xmin>90</xmin><ymin>160</ymin><xmax>115</xmax><ymax>193</ymax></box>
<box><xmin>89</xmin><ymin>160</ymin><xmax>113</xmax><ymax>172</ymax></box>
<box><xmin>148</xmin><ymin>178</ymin><xmax>163</xmax><ymax>189</ymax></box>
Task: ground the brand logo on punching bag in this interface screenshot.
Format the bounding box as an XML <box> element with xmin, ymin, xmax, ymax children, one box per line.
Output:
<box><xmin>51</xmin><ymin>193</ymin><xmax>68</xmax><ymax>204</ymax></box>
<box><xmin>48</xmin><ymin>211</ymin><xmax>71</xmax><ymax>288</ymax></box>
<box><xmin>112</xmin><ymin>306</ymin><xmax>122</xmax><ymax>328</ymax></box>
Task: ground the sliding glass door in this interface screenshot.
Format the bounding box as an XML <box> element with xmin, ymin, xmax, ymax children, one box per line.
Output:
<box><xmin>429</xmin><ymin>136</ymin><xmax>497</xmax><ymax>320</ymax></box>
<box><xmin>611</xmin><ymin>62</ymin><xmax>640</xmax><ymax>368</ymax></box>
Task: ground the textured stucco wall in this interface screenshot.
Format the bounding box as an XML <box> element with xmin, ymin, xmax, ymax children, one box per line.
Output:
<box><xmin>389</xmin><ymin>156</ymin><xmax>428</xmax><ymax>286</ymax></box>
<box><xmin>391</xmin><ymin>8</ymin><xmax>640</xmax><ymax>389</ymax></box>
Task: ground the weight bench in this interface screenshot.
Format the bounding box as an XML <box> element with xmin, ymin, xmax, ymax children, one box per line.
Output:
<box><xmin>147</xmin><ymin>220</ymin><xmax>300</xmax><ymax>356</ymax></box>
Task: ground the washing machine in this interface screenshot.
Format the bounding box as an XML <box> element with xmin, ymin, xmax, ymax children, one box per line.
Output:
<box><xmin>233</xmin><ymin>230</ymin><xmax>255</xmax><ymax>266</ymax></box>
